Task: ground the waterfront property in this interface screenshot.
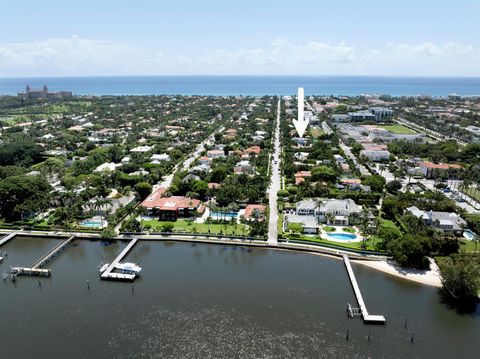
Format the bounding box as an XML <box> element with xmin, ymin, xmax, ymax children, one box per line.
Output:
<box><xmin>141</xmin><ymin>195</ymin><xmax>205</xmax><ymax>220</ymax></box>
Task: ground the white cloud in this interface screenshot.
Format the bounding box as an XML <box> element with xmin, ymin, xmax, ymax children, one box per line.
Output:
<box><xmin>0</xmin><ymin>36</ymin><xmax>478</xmax><ymax>76</ymax></box>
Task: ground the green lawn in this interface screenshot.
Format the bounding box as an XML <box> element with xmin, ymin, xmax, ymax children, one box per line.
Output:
<box><xmin>377</xmin><ymin>125</ymin><xmax>417</xmax><ymax>134</ymax></box>
<box><xmin>277</xmin><ymin>213</ymin><xmax>283</xmax><ymax>235</ymax></box>
<box><xmin>309</xmin><ymin>127</ymin><xmax>325</xmax><ymax>138</ymax></box>
<box><xmin>460</xmin><ymin>239</ymin><xmax>479</xmax><ymax>253</ymax></box>
<box><xmin>141</xmin><ymin>219</ymin><xmax>250</xmax><ymax>235</ymax></box>
<box><xmin>285</xmin><ymin>234</ymin><xmax>381</xmax><ymax>251</ymax></box>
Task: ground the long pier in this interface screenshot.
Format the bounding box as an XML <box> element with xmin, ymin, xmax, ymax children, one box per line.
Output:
<box><xmin>10</xmin><ymin>235</ymin><xmax>75</xmax><ymax>278</ymax></box>
<box><xmin>0</xmin><ymin>233</ymin><xmax>16</xmax><ymax>247</ymax></box>
<box><xmin>32</xmin><ymin>235</ymin><xmax>76</xmax><ymax>269</ymax></box>
<box><xmin>343</xmin><ymin>255</ymin><xmax>386</xmax><ymax>324</ymax></box>
<box><xmin>100</xmin><ymin>238</ymin><xmax>139</xmax><ymax>281</ymax></box>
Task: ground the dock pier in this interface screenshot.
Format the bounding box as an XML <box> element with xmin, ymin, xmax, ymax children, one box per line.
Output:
<box><xmin>100</xmin><ymin>238</ymin><xmax>139</xmax><ymax>281</ymax></box>
<box><xmin>10</xmin><ymin>235</ymin><xmax>75</xmax><ymax>278</ymax></box>
<box><xmin>0</xmin><ymin>233</ymin><xmax>16</xmax><ymax>247</ymax></box>
<box><xmin>343</xmin><ymin>255</ymin><xmax>386</xmax><ymax>324</ymax></box>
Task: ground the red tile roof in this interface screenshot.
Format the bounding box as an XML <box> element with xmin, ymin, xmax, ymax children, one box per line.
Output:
<box><xmin>243</xmin><ymin>204</ymin><xmax>266</xmax><ymax>219</ymax></box>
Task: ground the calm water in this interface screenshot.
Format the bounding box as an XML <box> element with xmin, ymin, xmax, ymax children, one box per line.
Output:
<box><xmin>1</xmin><ymin>76</ymin><xmax>480</xmax><ymax>96</ymax></box>
<box><xmin>1</xmin><ymin>236</ymin><xmax>479</xmax><ymax>358</ymax></box>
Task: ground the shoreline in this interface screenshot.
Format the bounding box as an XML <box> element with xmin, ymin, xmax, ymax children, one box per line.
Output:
<box><xmin>1</xmin><ymin>230</ymin><xmax>442</xmax><ymax>288</ymax></box>
<box><xmin>353</xmin><ymin>258</ymin><xmax>442</xmax><ymax>288</ymax></box>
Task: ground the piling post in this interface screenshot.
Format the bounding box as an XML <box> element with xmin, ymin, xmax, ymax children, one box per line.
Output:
<box><xmin>346</xmin><ymin>329</ymin><xmax>349</xmax><ymax>341</ymax></box>
<box><xmin>411</xmin><ymin>332</ymin><xmax>415</xmax><ymax>344</ymax></box>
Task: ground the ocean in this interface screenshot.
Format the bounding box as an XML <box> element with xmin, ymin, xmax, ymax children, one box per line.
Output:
<box><xmin>1</xmin><ymin>75</ymin><xmax>480</xmax><ymax>97</ymax></box>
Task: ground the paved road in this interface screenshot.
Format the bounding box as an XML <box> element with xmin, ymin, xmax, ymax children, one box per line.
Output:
<box><xmin>267</xmin><ymin>100</ymin><xmax>282</xmax><ymax>245</ymax></box>
<box><xmin>339</xmin><ymin>141</ymin><xmax>371</xmax><ymax>176</ymax></box>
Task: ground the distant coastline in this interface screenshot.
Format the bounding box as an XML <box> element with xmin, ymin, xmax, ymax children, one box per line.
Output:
<box><xmin>1</xmin><ymin>75</ymin><xmax>480</xmax><ymax>97</ymax></box>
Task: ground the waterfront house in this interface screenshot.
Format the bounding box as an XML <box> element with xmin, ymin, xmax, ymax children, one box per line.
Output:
<box><xmin>141</xmin><ymin>195</ymin><xmax>204</xmax><ymax>220</ymax></box>
<box><xmin>405</xmin><ymin>206</ymin><xmax>467</xmax><ymax>234</ymax></box>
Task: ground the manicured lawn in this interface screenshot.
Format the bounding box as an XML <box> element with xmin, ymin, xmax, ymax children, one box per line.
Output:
<box><xmin>460</xmin><ymin>239</ymin><xmax>479</xmax><ymax>253</ymax></box>
<box><xmin>377</xmin><ymin>125</ymin><xmax>417</xmax><ymax>134</ymax></box>
<box><xmin>309</xmin><ymin>127</ymin><xmax>325</xmax><ymax>138</ymax></box>
<box><xmin>141</xmin><ymin>219</ymin><xmax>250</xmax><ymax>235</ymax></box>
<box><xmin>286</xmin><ymin>234</ymin><xmax>381</xmax><ymax>251</ymax></box>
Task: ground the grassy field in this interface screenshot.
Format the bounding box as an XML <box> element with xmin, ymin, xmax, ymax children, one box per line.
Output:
<box><xmin>141</xmin><ymin>219</ymin><xmax>250</xmax><ymax>235</ymax></box>
<box><xmin>460</xmin><ymin>239</ymin><xmax>478</xmax><ymax>252</ymax></box>
<box><xmin>378</xmin><ymin>125</ymin><xmax>417</xmax><ymax>134</ymax></box>
<box><xmin>309</xmin><ymin>127</ymin><xmax>325</xmax><ymax>138</ymax></box>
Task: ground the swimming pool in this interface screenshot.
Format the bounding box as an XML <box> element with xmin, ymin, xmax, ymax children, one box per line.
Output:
<box><xmin>326</xmin><ymin>232</ymin><xmax>358</xmax><ymax>241</ymax></box>
<box><xmin>80</xmin><ymin>220</ymin><xmax>105</xmax><ymax>228</ymax></box>
<box><xmin>209</xmin><ymin>211</ymin><xmax>238</xmax><ymax>220</ymax></box>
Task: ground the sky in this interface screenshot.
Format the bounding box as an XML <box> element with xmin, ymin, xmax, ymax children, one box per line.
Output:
<box><xmin>0</xmin><ymin>0</ymin><xmax>479</xmax><ymax>77</ymax></box>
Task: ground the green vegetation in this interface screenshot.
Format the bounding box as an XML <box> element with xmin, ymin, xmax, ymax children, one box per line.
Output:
<box><xmin>141</xmin><ymin>219</ymin><xmax>251</xmax><ymax>236</ymax></box>
<box><xmin>342</xmin><ymin>227</ymin><xmax>355</xmax><ymax>233</ymax></box>
<box><xmin>377</xmin><ymin>125</ymin><xmax>417</xmax><ymax>134</ymax></box>
<box><xmin>323</xmin><ymin>226</ymin><xmax>335</xmax><ymax>232</ymax></box>
<box><xmin>437</xmin><ymin>253</ymin><xmax>480</xmax><ymax>302</ymax></box>
<box><xmin>309</xmin><ymin>127</ymin><xmax>325</xmax><ymax>138</ymax></box>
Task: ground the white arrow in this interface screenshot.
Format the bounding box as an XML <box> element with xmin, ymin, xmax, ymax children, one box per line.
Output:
<box><xmin>293</xmin><ymin>87</ymin><xmax>308</xmax><ymax>137</ymax></box>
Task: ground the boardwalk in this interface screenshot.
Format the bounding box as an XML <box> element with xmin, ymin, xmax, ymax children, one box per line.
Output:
<box><xmin>343</xmin><ymin>255</ymin><xmax>386</xmax><ymax>324</ymax></box>
<box><xmin>100</xmin><ymin>238</ymin><xmax>139</xmax><ymax>281</ymax></box>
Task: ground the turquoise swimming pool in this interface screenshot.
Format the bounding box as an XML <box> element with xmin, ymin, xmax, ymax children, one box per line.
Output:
<box><xmin>209</xmin><ymin>211</ymin><xmax>238</xmax><ymax>220</ymax></box>
<box><xmin>80</xmin><ymin>220</ymin><xmax>104</xmax><ymax>228</ymax></box>
<box><xmin>327</xmin><ymin>232</ymin><xmax>357</xmax><ymax>241</ymax></box>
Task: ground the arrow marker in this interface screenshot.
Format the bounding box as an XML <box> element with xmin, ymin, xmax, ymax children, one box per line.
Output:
<box><xmin>293</xmin><ymin>87</ymin><xmax>308</xmax><ymax>137</ymax></box>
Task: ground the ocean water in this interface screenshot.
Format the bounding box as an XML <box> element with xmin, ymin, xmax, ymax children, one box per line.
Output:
<box><xmin>1</xmin><ymin>75</ymin><xmax>480</xmax><ymax>97</ymax></box>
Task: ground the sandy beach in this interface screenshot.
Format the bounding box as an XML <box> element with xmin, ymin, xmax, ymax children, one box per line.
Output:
<box><xmin>354</xmin><ymin>258</ymin><xmax>442</xmax><ymax>287</ymax></box>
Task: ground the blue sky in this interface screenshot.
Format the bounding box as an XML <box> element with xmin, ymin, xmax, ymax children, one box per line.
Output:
<box><xmin>1</xmin><ymin>0</ymin><xmax>479</xmax><ymax>77</ymax></box>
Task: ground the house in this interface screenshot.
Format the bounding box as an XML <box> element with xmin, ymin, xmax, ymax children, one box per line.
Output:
<box><xmin>182</xmin><ymin>173</ymin><xmax>201</xmax><ymax>182</ymax></box>
<box><xmin>296</xmin><ymin>200</ymin><xmax>318</xmax><ymax>216</ymax></box>
<box><xmin>130</xmin><ymin>145</ymin><xmax>154</xmax><ymax>153</ymax></box>
<box><xmin>208</xmin><ymin>182</ymin><xmax>221</xmax><ymax>190</ymax></box>
<box><xmin>198</xmin><ymin>156</ymin><xmax>212</xmax><ymax>166</ymax></box>
<box><xmin>150</xmin><ymin>153</ymin><xmax>171</xmax><ymax>162</ymax></box>
<box><xmin>284</xmin><ymin>214</ymin><xmax>319</xmax><ymax>234</ymax></box>
<box><xmin>224</xmin><ymin>128</ymin><xmax>237</xmax><ymax>139</ymax></box>
<box><xmin>406</xmin><ymin>206</ymin><xmax>467</xmax><ymax>233</ymax></box>
<box><xmin>294</xmin><ymin>198</ymin><xmax>361</xmax><ymax>226</ymax></box>
<box><xmin>234</xmin><ymin>160</ymin><xmax>255</xmax><ymax>175</ymax></box>
<box><xmin>207</xmin><ymin>149</ymin><xmax>225</xmax><ymax>159</ymax></box>
<box><xmin>294</xmin><ymin>171</ymin><xmax>312</xmax><ymax>185</ymax></box>
<box><xmin>141</xmin><ymin>195</ymin><xmax>204</xmax><ymax>220</ymax></box>
<box><xmin>244</xmin><ymin>146</ymin><xmax>261</xmax><ymax>156</ymax></box>
<box><xmin>94</xmin><ymin>162</ymin><xmax>122</xmax><ymax>173</ymax></box>
<box><xmin>318</xmin><ymin>199</ymin><xmax>361</xmax><ymax>225</ymax></box>
<box><xmin>419</xmin><ymin>162</ymin><xmax>462</xmax><ymax>179</ymax></box>
<box><xmin>242</xmin><ymin>204</ymin><xmax>266</xmax><ymax>221</ymax></box>
<box><xmin>360</xmin><ymin>149</ymin><xmax>390</xmax><ymax>162</ymax></box>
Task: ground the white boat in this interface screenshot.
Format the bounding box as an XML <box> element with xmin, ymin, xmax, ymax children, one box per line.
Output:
<box><xmin>98</xmin><ymin>263</ymin><xmax>109</xmax><ymax>274</ymax></box>
<box><xmin>0</xmin><ymin>256</ymin><xmax>3</xmax><ymax>263</ymax></box>
<box><xmin>115</xmin><ymin>262</ymin><xmax>142</xmax><ymax>275</ymax></box>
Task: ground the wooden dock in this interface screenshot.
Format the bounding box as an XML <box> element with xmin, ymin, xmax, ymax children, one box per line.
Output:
<box><xmin>100</xmin><ymin>238</ymin><xmax>139</xmax><ymax>281</ymax></box>
<box><xmin>0</xmin><ymin>233</ymin><xmax>16</xmax><ymax>247</ymax></box>
<box><xmin>11</xmin><ymin>267</ymin><xmax>51</xmax><ymax>277</ymax></box>
<box><xmin>31</xmin><ymin>235</ymin><xmax>76</xmax><ymax>269</ymax></box>
<box><xmin>10</xmin><ymin>235</ymin><xmax>75</xmax><ymax>278</ymax></box>
<box><xmin>343</xmin><ymin>255</ymin><xmax>386</xmax><ymax>324</ymax></box>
